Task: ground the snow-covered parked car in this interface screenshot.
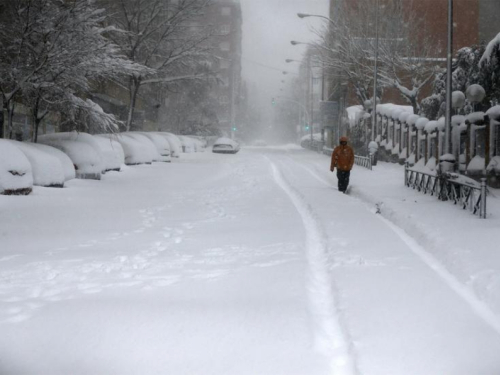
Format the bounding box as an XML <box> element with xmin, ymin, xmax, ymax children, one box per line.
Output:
<box><xmin>99</xmin><ymin>133</ymin><xmax>152</xmax><ymax>165</ymax></box>
<box><xmin>0</xmin><ymin>139</ymin><xmax>33</xmax><ymax>195</ymax></box>
<box><xmin>38</xmin><ymin>132</ymin><xmax>102</xmax><ymax>180</ymax></box>
<box><xmin>212</xmin><ymin>137</ymin><xmax>240</xmax><ymax>154</ymax></box>
<box><xmin>9</xmin><ymin>141</ymin><xmax>67</xmax><ymax>188</ymax></box>
<box><xmin>158</xmin><ymin>132</ymin><xmax>182</xmax><ymax>158</ymax></box>
<box><xmin>190</xmin><ymin>137</ymin><xmax>206</xmax><ymax>152</ymax></box>
<box><xmin>134</xmin><ymin>132</ymin><xmax>171</xmax><ymax>162</ymax></box>
<box><xmin>178</xmin><ymin>135</ymin><xmax>196</xmax><ymax>153</ymax></box>
<box><xmin>93</xmin><ymin>136</ymin><xmax>125</xmax><ymax>173</ymax></box>
<box><xmin>124</xmin><ymin>133</ymin><xmax>162</xmax><ymax>162</ymax></box>
<box><xmin>27</xmin><ymin>142</ymin><xmax>76</xmax><ymax>182</ymax></box>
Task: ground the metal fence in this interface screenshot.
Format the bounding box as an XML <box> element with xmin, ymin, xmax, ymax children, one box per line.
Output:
<box><xmin>354</xmin><ymin>155</ymin><xmax>372</xmax><ymax>170</ymax></box>
<box><xmin>404</xmin><ymin>163</ymin><xmax>488</xmax><ymax>218</ymax></box>
<box><xmin>323</xmin><ymin>148</ymin><xmax>373</xmax><ymax>171</ymax></box>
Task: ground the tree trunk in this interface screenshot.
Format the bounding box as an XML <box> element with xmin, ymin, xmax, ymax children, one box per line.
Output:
<box><xmin>126</xmin><ymin>77</ymin><xmax>141</xmax><ymax>132</ymax></box>
<box><xmin>7</xmin><ymin>100</ymin><xmax>15</xmax><ymax>139</ymax></box>
<box><xmin>33</xmin><ymin>96</ymin><xmax>41</xmax><ymax>143</ymax></box>
<box><xmin>0</xmin><ymin>98</ymin><xmax>5</xmax><ymax>139</ymax></box>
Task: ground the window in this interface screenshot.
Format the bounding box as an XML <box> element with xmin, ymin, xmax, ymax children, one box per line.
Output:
<box><xmin>220</xmin><ymin>42</ymin><xmax>230</xmax><ymax>51</ymax></box>
<box><xmin>219</xmin><ymin>24</ymin><xmax>230</xmax><ymax>35</ymax></box>
<box><xmin>221</xmin><ymin>7</ymin><xmax>231</xmax><ymax>16</ymax></box>
<box><xmin>220</xmin><ymin>60</ymin><xmax>230</xmax><ymax>69</ymax></box>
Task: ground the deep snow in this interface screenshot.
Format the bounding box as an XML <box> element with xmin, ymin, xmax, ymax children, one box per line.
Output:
<box><xmin>1</xmin><ymin>146</ymin><xmax>500</xmax><ymax>374</ymax></box>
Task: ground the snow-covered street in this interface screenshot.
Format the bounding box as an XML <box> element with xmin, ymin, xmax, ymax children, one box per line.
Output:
<box><xmin>1</xmin><ymin>146</ymin><xmax>500</xmax><ymax>375</ymax></box>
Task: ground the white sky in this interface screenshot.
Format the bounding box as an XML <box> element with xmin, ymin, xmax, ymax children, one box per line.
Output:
<box><xmin>239</xmin><ymin>0</ymin><xmax>329</xmax><ymax>111</ymax></box>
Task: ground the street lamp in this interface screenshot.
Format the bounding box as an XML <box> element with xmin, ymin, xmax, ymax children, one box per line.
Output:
<box><xmin>286</xmin><ymin>54</ymin><xmax>316</xmax><ymax>143</ymax></box>
<box><xmin>443</xmin><ymin>0</ymin><xmax>454</xmax><ymax>165</ymax></box>
<box><xmin>297</xmin><ymin>12</ymin><xmax>336</xmax><ymax>27</ymax></box>
<box><xmin>371</xmin><ymin>0</ymin><xmax>380</xmax><ymax>142</ymax></box>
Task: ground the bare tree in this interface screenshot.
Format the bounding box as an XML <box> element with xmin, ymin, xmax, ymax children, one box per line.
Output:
<box><xmin>314</xmin><ymin>0</ymin><xmax>439</xmax><ymax>111</ymax></box>
<box><xmin>102</xmin><ymin>0</ymin><xmax>216</xmax><ymax>131</ymax></box>
<box><xmin>376</xmin><ymin>0</ymin><xmax>442</xmax><ymax>114</ymax></box>
<box><xmin>0</xmin><ymin>0</ymin><xmax>149</xmax><ymax>140</ymax></box>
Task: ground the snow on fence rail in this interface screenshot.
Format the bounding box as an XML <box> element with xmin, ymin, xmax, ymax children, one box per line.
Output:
<box><xmin>404</xmin><ymin>163</ymin><xmax>488</xmax><ymax>218</ymax></box>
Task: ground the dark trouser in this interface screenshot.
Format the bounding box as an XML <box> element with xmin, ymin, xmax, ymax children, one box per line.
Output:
<box><xmin>336</xmin><ymin>170</ymin><xmax>350</xmax><ymax>192</ymax></box>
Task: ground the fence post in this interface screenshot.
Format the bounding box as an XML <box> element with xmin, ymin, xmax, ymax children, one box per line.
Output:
<box><xmin>404</xmin><ymin>162</ymin><xmax>409</xmax><ymax>186</ymax></box>
<box><xmin>480</xmin><ymin>178</ymin><xmax>487</xmax><ymax>218</ymax></box>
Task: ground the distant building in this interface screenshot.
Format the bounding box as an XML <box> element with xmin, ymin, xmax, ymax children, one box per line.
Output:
<box><xmin>327</xmin><ymin>0</ymin><xmax>500</xmax><ymax>108</ymax></box>
<box><xmin>203</xmin><ymin>0</ymin><xmax>243</xmax><ymax>135</ymax></box>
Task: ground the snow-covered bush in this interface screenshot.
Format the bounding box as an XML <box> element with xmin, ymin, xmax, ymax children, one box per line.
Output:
<box><xmin>9</xmin><ymin>141</ymin><xmax>65</xmax><ymax>188</ymax></box>
<box><xmin>0</xmin><ymin>139</ymin><xmax>33</xmax><ymax>195</ymax></box>
<box><xmin>93</xmin><ymin>136</ymin><xmax>125</xmax><ymax>173</ymax></box>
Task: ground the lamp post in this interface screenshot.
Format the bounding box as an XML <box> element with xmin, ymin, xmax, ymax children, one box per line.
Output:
<box><xmin>286</xmin><ymin>54</ymin><xmax>316</xmax><ymax>143</ymax></box>
<box><xmin>371</xmin><ymin>0</ymin><xmax>379</xmax><ymax>142</ymax></box>
<box><xmin>444</xmin><ymin>0</ymin><xmax>454</xmax><ymax>158</ymax></box>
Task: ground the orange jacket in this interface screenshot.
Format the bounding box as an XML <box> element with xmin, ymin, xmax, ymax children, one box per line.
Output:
<box><xmin>331</xmin><ymin>145</ymin><xmax>354</xmax><ymax>171</ymax></box>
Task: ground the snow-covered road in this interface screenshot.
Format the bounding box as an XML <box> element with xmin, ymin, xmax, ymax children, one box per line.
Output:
<box><xmin>1</xmin><ymin>146</ymin><xmax>500</xmax><ymax>374</ymax></box>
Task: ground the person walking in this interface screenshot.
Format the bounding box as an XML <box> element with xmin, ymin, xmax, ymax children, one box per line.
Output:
<box><xmin>330</xmin><ymin>136</ymin><xmax>354</xmax><ymax>193</ymax></box>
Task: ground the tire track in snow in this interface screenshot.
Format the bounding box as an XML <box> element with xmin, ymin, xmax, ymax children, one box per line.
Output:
<box><xmin>267</xmin><ymin>159</ymin><xmax>358</xmax><ymax>375</ymax></box>
<box><xmin>290</xmin><ymin>155</ymin><xmax>500</xmax><ymax>336</ymax></box>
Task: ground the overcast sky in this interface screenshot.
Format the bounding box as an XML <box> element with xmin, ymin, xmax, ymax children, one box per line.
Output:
<box><xmin>239</xmin><ymin>0</ymin><xmax>329</xmax><ymax>112</ymax></box>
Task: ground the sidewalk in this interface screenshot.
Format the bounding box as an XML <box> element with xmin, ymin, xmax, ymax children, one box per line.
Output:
<box><xmin>272</xmin><ymin>149</ymin><xmax>500</xmax><ymax>374</ymax></box>
<box><xmin>311</xmin><ymin>151</ymin><xmax>500</xmax><ymax>319</ymax></box>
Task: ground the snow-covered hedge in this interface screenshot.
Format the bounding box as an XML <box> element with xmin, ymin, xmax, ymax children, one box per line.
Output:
<box><xmin>93</xmin><ymin>136</ymin><xmax>125</xmax><ymax>172</ymax></box>
<box><xmin>0</xmin><ymin>139</ymin><xmax>33</xmax><ymax>195</ymax></box>
<box><xmin>9</xmin><ymin>141</ymin><xmax>65</xmax><ymax>187</ymax></box>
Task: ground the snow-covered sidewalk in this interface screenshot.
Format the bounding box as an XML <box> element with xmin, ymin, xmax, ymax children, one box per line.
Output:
<box><xmin>1</xmin><ymin>146</ymin><xmax>500</xmax><ymax>374</ymax></box>
<box><xmin>269</xmin><ymin>148</ymin><xmax>500</xmax><ymax>374</ymax></box>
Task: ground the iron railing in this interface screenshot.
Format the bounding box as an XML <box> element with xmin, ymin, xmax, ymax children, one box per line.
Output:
<box><xmin>404</xmin><ymin>163</ymin><xmax>488</xmax><ymax>218</ymax></box>
<box><xmin>323</xmin><ymin>148</ymin><xmax>372</xmax><ymax>171</ymax></box>
<box><xmin>355</xmin><ymin>155</ymin><xmax>372</xmax><ymax>170</ymax></box>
